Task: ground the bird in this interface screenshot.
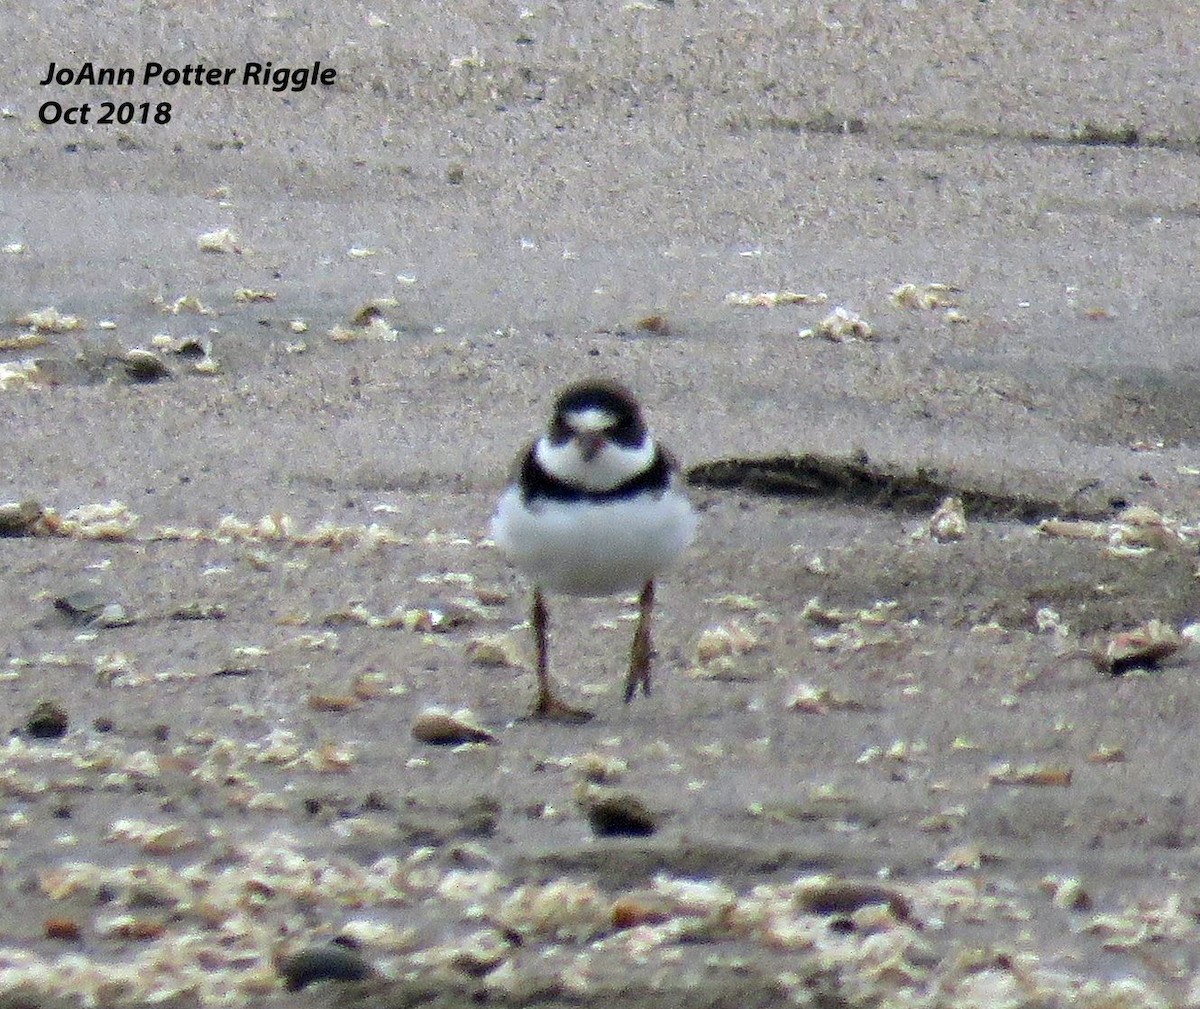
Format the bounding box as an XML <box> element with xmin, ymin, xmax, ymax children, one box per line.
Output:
<box><xmin>490</xmin><ymin>378</ymin><xmax>697</xmax><ymax>722</ymax></box>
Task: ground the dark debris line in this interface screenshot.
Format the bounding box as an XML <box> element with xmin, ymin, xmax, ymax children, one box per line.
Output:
<box><xmin>685</xmin><ymin>454</ymin><xmax>1118</xmax><ymax>523</ymax></box>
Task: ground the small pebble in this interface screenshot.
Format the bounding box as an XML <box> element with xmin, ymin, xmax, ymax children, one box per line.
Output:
<box><xmin>635</xmin><ymin>313</ymin><xmax>670</xmax><ymax>335</ymax></box>
<box><xmin>411</xmin><ymin>707</ymin><xmax>496</xmax><ymax>745</ymax></box>
<box><xmin>123</xmin><ymin>348</ymin><xmax>171</xmax><ymax>382</ymax></box>
<box><xmin>44</xmin><ymin>917</ymin><xmax>82</xmax><ymax>941</ymax></box>
<box><xmin>580</xmin><ymin>788</ymin><xmax>659</xmax><ymax>837</ymax></box>
<box><xmin>795</xmin><ymin>880</ymin><xmax>913</xmax><ymax>923</ymax></box>
<box><xmin>27</xmin><ymin>699</ymin><xmax>69</xmax><ymax>739</ymax></box>
<box><xmin>276</xmin><ymin>943</ymin><xmax>378</xmax><ymax>991</ymax></box>
<box><xmin>94</xmin><ymin>603</ymin><xmax>134</xmax><ymax>628</ymax></box>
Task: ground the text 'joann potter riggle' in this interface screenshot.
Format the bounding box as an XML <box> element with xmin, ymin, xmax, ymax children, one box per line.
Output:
<box><xmin>39</xmin><ymin>60</ymin><xmax>336</xmax><ymax>93</ymax></box>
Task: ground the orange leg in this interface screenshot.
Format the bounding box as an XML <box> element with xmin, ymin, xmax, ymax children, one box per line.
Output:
<box><xmin>624</xmin><ymin>580</ymin><xmax>655</xmax><ymax>702</ymax></box>
<box><xmin>529</xmin><ymin>589</ymin><xmax>594</xmax><ymax>723</ymax></box>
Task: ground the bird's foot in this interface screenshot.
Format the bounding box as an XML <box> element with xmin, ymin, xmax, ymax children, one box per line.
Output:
<box><xmin>623</xmin><ymin>660</ymin><xmax>651</xmax><ymax>703</ymax></box>
<box><xmin>529</xmin><ymin>691</ymin><xmax>595</xmax><ymax>724</ymax></box>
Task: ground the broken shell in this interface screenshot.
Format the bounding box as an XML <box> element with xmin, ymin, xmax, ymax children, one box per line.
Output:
<box><xmin>106</xmin><ymin>818</ymin><xmax>198</xmax><ymax>854</ymax></box>
<box><xmin>0</xmin><ymin>499</ymin><xmax>43</xmax><ymax>536</ymax></box>
<box><xmin>54</xmin><ymin>589</ymin><xmax>106</xmax><ymax>623</ymax></box>
<box><xmin>1037</xmin><ymin>518</ymin><xmax>1108</xmax><ymax>540</ymax></box>
<box><xmin>1040</xmin><ymin>874</ymin><xmax>1091</xmax><ymax>911</ymax></box>
<box><xmin>801</xmin><ymin>306</ymin><xmax>874</xmax><ymax>342</ymax></box>
<box><xmin>197</xmin><ymin>228</ymin><xmax>241</xmax><ymax>253</ymax></box>
<box><xmin>466</xmin><ymin>634</ymin><xmax>524</xmax><ymax>668</ymax></box>
<box><xmin>1087</xmin><ymin>745</ymin><xmax>1127</xmax><ymax>764</ymax></box>
<box><xmin>350</xmin><ymin>298</ymin><xmax>400</xmax><ymax>326</ymax></box>
<box><xmin>635</xmin><ymin>313</ymin><xmax>670</xmax><ymax>335</ymax></box>
<box><xmin>44</xmin><ymin>917</ymin><xmax>82</xmax><ymax>941</ymax></box>
<box><xmin>308</xmin><ymin>693</ymin><xmax>362</xmax><ymax>713</ymax></box>
<box><xmin>308</xmin><ymin>741</ymin><xmax>357</xmax><ymax>772</ymax></box>
<box><xmin>44</xmin><ymin>500</ymin><xmax>140</xmax><ymax>540</ymax></box>
<box><xmin>800</xmin><ymin>598</ymin><xmax>853</xmax><ymax>627</ymax></box>
<box><xmin>397</xmin><ymin>795</ymin><xmax>500</xmax><ymax>844</ymax></box>
<box><xmin>712</xmin><ymin>593</ymin><xmax>764</xmax><ymax>611</ymax></box>
<box><xmin>170</xmin><ymin>601</ymin><xmax>227</xmax><ymax>621</ymax></box>
<box><xmin>0</xmin><ymin>332</ymin><xmax>49</xmax><ymax>351</ymax></box>
<box><xmin>97</xmin><ymin>914</ymin><xmax>167</xmax><ymax>940</ymax></box>
<box><xmin>988</xmin><ymin>762</ymin><xmax>1073</xmax><ymax>787</ymax></box>
<box><xmin>794</xmin><ymin>878</ymin><xmax>913</xmax><ymax>923</ymax></box>
<box><xmin>151</xmin><ymin>334</ymin><xmax>210</xmax><ymax>357</ymax></box>
<box><xmin>570</xmin><ymin>751</ymin><xmax>627</xmax><ymax>784</ymax></box>
<box><xmin>473</xmin><ymin>585</ymin><xmax>509</xmax><ymax>606</ymax></box>
<box><xmin>0</xmin><ymin>358</ymin><xmax>45</xmax><ymax>390</ymax></box>
<box><xmin>785</xmin><ymin>683</ymin><xmax>830</xmax><ymax>714</ymax></box>
<box><xmin>695</xmin><ymin>620</ymin><xmax>760</xmax><ymax>663</ymax></box>
<box><xmin>784</xmin><ymin>682</ymin><xmax>865</xmax><ymax>713</ymax></box>
<box><xmin>232</xmin><ymin>288</ymin><xmax>276</xmax><ymax>303</ymax></box>
<box><xmin>611</xmin><ymin>891</ymin><xmax>676</xmax><ymax>929</ymax></box>
<box><xmin>352</xmin><ymin>672</ymin><xmax>388</xmax><ymax>699</ymax></box>
<box><xmin>1118</xmin><ymin>504</ymin><xmax>1167</xmax><ymax>525</ymax></box>
<box><xmin>339</xmin><ymin>919</ymin><xmax>418</xmax><ymax>953</ymax></box>
<box><xmin>447</xmin><ymin>931</ymin><xmax>511</xmax><ymax>977</ymax></box>
<box><xmin>363</xmin><ymin>316</ymin><xmax>398</xmax><ymax>341</ymax></box>
<box><xmin>93</xmin><ymin>602</ymin><xmax>134</xmax><ymax>628</ymax></box>
<box><xmin>687</xmin><ymin>655</ymin><xmax>763</xmax><ymax>682</ymax></box>
<box><xmin>1083</xmin><ymin>913</ymin><xmax>1149</xmax><ymax>949</ymax></box>
<box><xmin>15</xmin><ymin>306</ymin><xmax>83</xmax><ymax>332</ymax></box>
<box><xmin>889</xmin><ymin>282</ymin><xmax>961</xmax><ymax>310</ymax></box>
<box><xmin>1034</xmin><ymin>606</ymin><xmax>1069</xmax><ymax>636</ymax></box>
<box><xmin>175</xmin><ymin>337</ymin><xmax>210</xmax><ymax>359</ymax></box>
<box><xmin>123</xmin><ymin>348</ymin><xmax>171</xmax><ymax>382</ymax></box>
<box><xmin>725</xmin><ymin>290</ymin><xmax>826</xmax><ymax>308</ymax></box>
<box><xmin>1094</xmin><ymin>619</ymin><xmax>1183</xmax><ymax>675</ymax></box>
<box><xmin>411</xmin><ymin>707</ymin><xmax>496</xmax><ymax>745</ymax></box>
<box><xmin>394</xmin><ymin>604</ymin><xmax>474</xmax><ymax>633</ymax></box>
<box><xmin>496</xmin><ymin>880</ymin><xmax>611</xmax><ymax>940</ymax></box>
<box><xmin>936</xmin><ymin>843</ymin><xmax>994</xmax><ymax>871</ymax></box>
<box><xmin>159</xmin><ymin>293</ymin><xmax>212</xmax><ymax>315</ymax></box>
<box><xmin>1109</xmin><ymin>505</ymin><xmax>1177</xmax><ymax>551</ymax></box>
<box><xmin>927</xmin><ymin>495</ymin><xmax>967</xmax><ymax>543</ymax></box>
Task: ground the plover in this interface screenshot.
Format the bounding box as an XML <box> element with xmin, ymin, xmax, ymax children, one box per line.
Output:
<box><xmin>491</xmin><ymin>378</ymin><xmax>697</xmax><ymax>721</ymax></box>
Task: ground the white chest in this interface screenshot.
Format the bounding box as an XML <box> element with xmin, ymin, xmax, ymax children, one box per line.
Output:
<box><xmin>491</xmin><ymin>486</ymin><xmax>696</xmax><ymax>596</ymax></box>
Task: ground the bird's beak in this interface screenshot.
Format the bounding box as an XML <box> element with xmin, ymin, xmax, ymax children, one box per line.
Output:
<box><xmin>576</xmin><ymin>432</ymin><xmax>606</xmax><ymax>462</ymax></box>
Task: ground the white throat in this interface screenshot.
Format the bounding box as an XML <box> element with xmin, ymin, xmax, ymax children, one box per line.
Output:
<box><xmin>535</xmin><ymin>435</ymin><xmax>656</xmax><ymax>492</ymax></box>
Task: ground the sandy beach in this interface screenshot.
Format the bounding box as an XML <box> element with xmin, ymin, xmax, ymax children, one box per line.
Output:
<box><xmin>2</xmin><ymin>2</ymin><xmax>1200</xmax><ymax>1006</ymax></box>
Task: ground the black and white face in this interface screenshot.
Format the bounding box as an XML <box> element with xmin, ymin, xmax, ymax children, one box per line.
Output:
<box><xmin>535</xmin><ymin>380</ymin><xmax>656</xmax><ymax>491</ymax></box>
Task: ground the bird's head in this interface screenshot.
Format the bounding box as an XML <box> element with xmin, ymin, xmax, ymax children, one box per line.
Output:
<box><xmin>537</xmin><ymin>379</ymin><xmax>654</xmax><ymax>491</ymax></box>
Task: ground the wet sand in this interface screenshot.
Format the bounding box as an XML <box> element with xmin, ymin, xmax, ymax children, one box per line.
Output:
<box><xmin>2</xmin><ymin>2</ymin><xmax>1200</xmax><ymax>1006</ymax></box>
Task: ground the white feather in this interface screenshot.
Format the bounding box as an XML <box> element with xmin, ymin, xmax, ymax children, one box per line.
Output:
<box><xmin>563</xmin><ymin>407</ymin><xmax>616</xmax><ymax>433</ymax></box>
<box><xmin>491</xmin><ymin>482</ymin><xmax>696</xmax><ymax>597</ymax></box>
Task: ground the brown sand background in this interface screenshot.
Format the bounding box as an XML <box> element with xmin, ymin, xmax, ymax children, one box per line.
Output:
<box><xmin>2</xmin><ymin>1</ymin><xmax>1200</xmax><ymax>1005</ymax></box>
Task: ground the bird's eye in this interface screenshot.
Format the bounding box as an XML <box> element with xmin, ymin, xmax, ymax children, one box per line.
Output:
<box><xmin>548</xmin><ymin>416</ymin><xmax>572</xmax><ymax>444</ymax></box>
<box><xmin>607</xmin><ymin>412</ymin><xmax>642</xmax><ymax>447</ymax></box>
